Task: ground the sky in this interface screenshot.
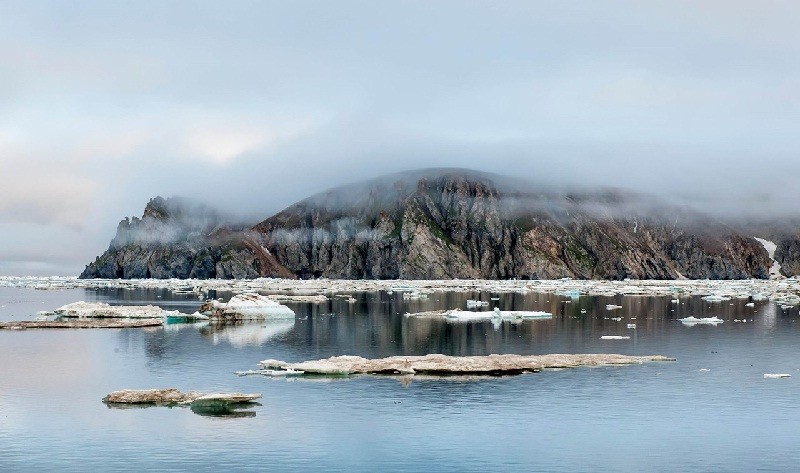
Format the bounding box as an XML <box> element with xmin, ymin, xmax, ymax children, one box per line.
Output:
<box><xmin>1</xmin><ymin>0</ymin><xmax>799</xmax><ymax>275</ymax></box>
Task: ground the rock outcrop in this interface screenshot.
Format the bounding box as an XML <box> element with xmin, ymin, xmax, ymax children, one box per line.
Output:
<box><xmin>80</xmin><ymin>196</ymin><xmax>294</xmax><ymax>279</ymax></box>
<box><xmin>81</xmin><ymin>169</ymin><xmax>774</xmax><ymax>280</ymax></box>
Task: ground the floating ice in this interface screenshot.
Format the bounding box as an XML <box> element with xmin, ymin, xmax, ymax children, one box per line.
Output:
<box><xmin>600</xmin><ymin>335</ymin><xmax>630</xmax><ymax>340</ymax></box>
<box><xmin>441</xmin><ymin>308</ymin><xmax>552</xmax><ymax>322</ymax></box>
<box><xmin>5</xmin><ymin>277</ymin><xmax>800</xmax><ymax>311</ymax></box>
<box><xmin>41</xmin><ymin>301</ymin><xmax>169</xmax><ymax>319</ymax></box>
<box><xmin>199</xmin><ymin>294</ymin><xmax>295</xmax><ymax>321</ymax></box>
<box><xmin>466</xmin><ymin>299</ymin><xmax>489</xmax><ymax>308</ymax></box>
<box><xmin>254</xmin><ymin>353</ymin><xmax>673</xmax><ymax>378</ymax></box>
<box><xmin>606</xmin><ymin>304</ymin><xmax>623</xmax><ymax>310</ymax></box>
<box><xmin>679</xmin><ymin>316</ymin><xmax>723</xmax><ymax>326</ymax></box>
<box><xmin>764</xmin><ymin>373</ymin><xmax>791</xmax><ymax>379</ymax></box>
<box><xmin>702</xmin><ymin>295</ymin><xmax>731</xmax><ymax>302</ymax></box>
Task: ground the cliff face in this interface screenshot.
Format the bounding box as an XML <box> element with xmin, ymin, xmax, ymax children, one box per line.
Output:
<box><xmin>253</xmin><ymin>171</ymin><xmax>769</xmax><ymax>280</ymax></box>
<box><xmin>80</xmin><ymin>197</ymin><xmax>293</xmax><ymax>279</ymax></box>
<box><xmin>81</xmin><ymin>170</ymin><xmax>773</xmax><ymax>280</ymax></box>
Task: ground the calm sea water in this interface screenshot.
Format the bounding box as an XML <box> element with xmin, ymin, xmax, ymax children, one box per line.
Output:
<box><xmin>1</xmin><ymin>286</ymin><xmax>799</xmax><ymax>472</ymax></box>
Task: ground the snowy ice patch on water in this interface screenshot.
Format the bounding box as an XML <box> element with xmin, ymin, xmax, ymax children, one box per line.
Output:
<box><xmin>754</xmin><ymin>237</ymin><xmax>782</xmax><ymax>279</ymax></box>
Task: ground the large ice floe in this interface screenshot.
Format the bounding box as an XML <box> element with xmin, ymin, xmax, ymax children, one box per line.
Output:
<box><xmin>405</xmin><ymin>308</ymin><xmax>552</xmax><ymax>322</ymax></box>
<box><xmin>198</xmin><ymin>293</ymin><xmax>295</xmax><ymax>321</ymax></box>
<box><xmin>40</xmin><ymin>301</ymin><xmax>172</xmax><ymax>319</ymax></box>
<box><xmin>102</xmin><ymin>389</ymin><xmax>262</xmax><ymax>417</ymax></box>
<box><xmin>250</xmin><ymin>353</ymin><xmax>673</xmax><ymax>378</ymax></box>
<box><xmin>103</xmin><ymin>388</ymin><xmax>261</xmax><ymax>405</ymax></box>
<box><xmin>0</xmin><ymin>319</ymin><xmax>164</xmax><ymax>330</ymax></box>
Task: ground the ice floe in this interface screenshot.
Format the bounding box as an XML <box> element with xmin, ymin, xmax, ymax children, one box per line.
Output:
<box><xmin>406</xmin><ymin>308</ymin><xmax>553</xmax><ymax>322</ymax></box>
<box><xmin>4</xmin><ymin>276</ymin><xmax>800</xmax><ymax>308</ymax></box>
<box><xmin>252</xmin><ymin>353</ymin><xmax>674</xmax><ymax>378</ymax></box>
<box><xmin>466</xmin><ymin>299</ymin><xmax>489</xmax><ymax>308</ymax></box>
<box><xmin>679</xmin><ymin>316</ymin><xmax>724</xmax><ymax>326</ymax></box>
<box><xmin>199</xmin><ymin>294</ymin><xmax>295</xmax><ymax>321</ymax></box>
<box><xmin>40</xmin><ymin>301</ymin><xmax>170</xmax><ymax>319</ymax></box>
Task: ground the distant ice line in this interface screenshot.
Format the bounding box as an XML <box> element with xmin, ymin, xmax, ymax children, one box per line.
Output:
<box><xmin>1</xmin><ymin>276</ymin><xmax>799</xmax><ymax>307</ymax></box>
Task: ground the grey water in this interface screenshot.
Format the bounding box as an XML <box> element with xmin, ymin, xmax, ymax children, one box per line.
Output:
<box><xmin>1</xmin><ymin>286</ymin><xmax>800</xmax><ymax>472</ymax></box>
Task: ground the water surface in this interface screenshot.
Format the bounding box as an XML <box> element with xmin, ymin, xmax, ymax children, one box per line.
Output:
<box><xmin>1</xmin><ymin>287</ymin><xmax>799</xmax><ymax>472</ymax></box>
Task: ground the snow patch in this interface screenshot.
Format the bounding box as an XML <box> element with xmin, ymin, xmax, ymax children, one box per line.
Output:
<box><xmin>754</xmin><ymin>237</ymin><xmax>782</xmax><ymax>279</ymax></box>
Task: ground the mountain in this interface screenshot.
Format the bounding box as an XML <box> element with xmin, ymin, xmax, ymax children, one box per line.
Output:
<box><xmin>80</xmin><ymin>169</ymin><xmax>778</xmax><ymax>280</ymax></box>
<box><xmin>80</xmin><ymin>196</ymin><xmax>292</xmax><ymax>279</ymax></box>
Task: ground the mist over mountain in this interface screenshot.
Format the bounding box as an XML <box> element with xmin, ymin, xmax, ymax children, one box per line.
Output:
<box><xmin>79</xmin><ymin>168</ymin><xmax>798</xmax><ymax>280</ymax></box>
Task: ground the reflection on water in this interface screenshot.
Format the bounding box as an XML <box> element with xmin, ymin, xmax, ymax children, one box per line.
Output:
<box><xmin>201</xmin><ymin>320</ymin><xmax>295</xmax><ymax>348</ymax></box>
<box><xmin>2</xmin><ymin>287</ymin><xmax>800</xmax><ymax>472</ymax></box>
<box><xmin>104</xmin><ymin>401</ymin><xmax>260</xmax><ymax>418</ymax></box>
<box><xmin>190</xmin><ymin>403</ymin><xmax>259</xmax><ymax>418</ymax></box>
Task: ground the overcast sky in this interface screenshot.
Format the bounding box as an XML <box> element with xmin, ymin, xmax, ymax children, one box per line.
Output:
<box><xmin>1</xmin><ymin>1</ymin><xmax>799</xmax><ymax>275</ymax></box>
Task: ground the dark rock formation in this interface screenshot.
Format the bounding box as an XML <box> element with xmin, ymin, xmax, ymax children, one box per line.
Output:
<box><xmin>80</xmin><ymin>197</ymin><xmax>293</xmax><ymax>279</ymax></box>
<box><xmin>81</xmin><ymin>169</ymin><xmax>773</xmax><ymax>280</ymax></box>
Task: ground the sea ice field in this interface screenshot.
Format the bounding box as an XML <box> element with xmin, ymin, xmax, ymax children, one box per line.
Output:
<box><xmin>1</xmin><ymin>277</ymin><xmax>800</xmax><ymax>472</ymax></box>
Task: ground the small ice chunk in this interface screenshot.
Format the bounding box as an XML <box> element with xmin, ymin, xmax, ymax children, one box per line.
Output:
<box><xmin>600</xmin><ymin>335</ymin><xmax>630</xmax><ymax>340</ymax></box>
<box><xmin>606</xmin><ymin>304</ymin><xmax>623</xmax><ymax>310</ymax></box>
<box><xmin>679</xmin><ymin>316</ymin><xmax>723</xmax><ymax>326</ymax></box>
<box><xmin>764</xmin><ymin>373</ymin><xmax>791</xmax><ymax>379</ymax></box>
<box><xmin>627</xmin><ymin>323</ymin><xmax>636</xmax><ymax>329</ymax></box>
<box><xmin>466</xmin><ymin>299</ymin><xmax>489</xmax><ymax>308</ymax></box>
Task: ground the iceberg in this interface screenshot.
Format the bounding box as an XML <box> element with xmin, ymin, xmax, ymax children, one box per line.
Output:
<box><xmin>199</xmin><ymin>293</ymin><xmax>295</xmax><ymax>321</ymax></box>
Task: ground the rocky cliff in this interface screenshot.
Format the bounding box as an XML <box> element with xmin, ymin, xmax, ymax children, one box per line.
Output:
<box><xmin>81</xmin><ymin>169</ymin><xmax>774</xmax><ymax>280</ymax></box>
<box><xmin>80</xmin><ymin>197</ymin><xmax>293</xmax><ymax>279</ymax></box>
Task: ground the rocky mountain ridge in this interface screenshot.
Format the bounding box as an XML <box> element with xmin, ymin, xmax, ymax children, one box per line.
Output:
<box><xmin>80</xmin><ymin>169</ymin><xmax>789</xmax><ymax>280</ymax></box>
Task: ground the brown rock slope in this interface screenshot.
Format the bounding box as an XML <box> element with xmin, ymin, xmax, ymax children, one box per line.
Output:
<box><xmin>82</xmin><ymin>169</ymin><xmax>771</xmax><ymax>280</ymax></box>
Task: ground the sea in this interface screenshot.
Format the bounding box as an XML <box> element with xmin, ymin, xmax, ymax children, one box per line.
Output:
<box><xmin>1</xmin><ymin>285</ymin><xmax>799</xmax><ymax>472</ymax></box>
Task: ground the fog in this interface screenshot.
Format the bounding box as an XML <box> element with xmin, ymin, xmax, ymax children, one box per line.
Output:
<box><xmin>1</xmin><ymin>1</ymin><xmax>799</xmax><ymax>275</ymax></box>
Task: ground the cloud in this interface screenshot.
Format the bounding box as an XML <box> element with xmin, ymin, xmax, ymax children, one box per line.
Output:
<box><xmin>0</xmin><ymin>1</ymin><xmax>799</xmax><ymax>274</ymax></box>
